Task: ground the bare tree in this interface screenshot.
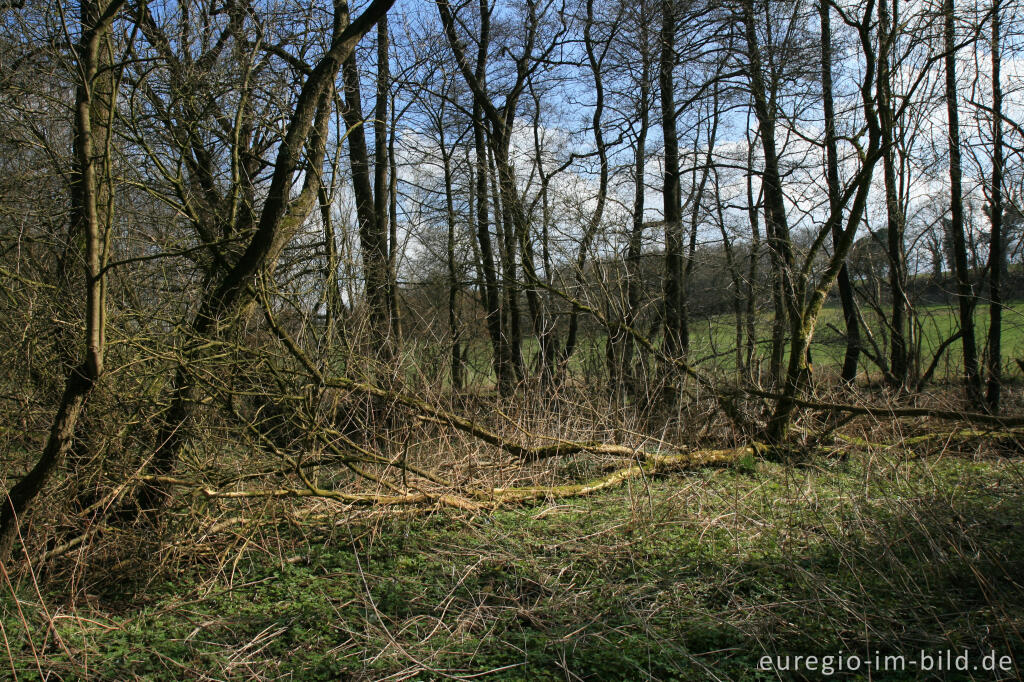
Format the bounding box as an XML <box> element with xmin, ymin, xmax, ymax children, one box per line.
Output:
<box><xmin>986</xmin><ymin>0</ymin><xmax>1005</xmax><ymax>410</ymax></box>
<box><xmin>660</xmin><ymin>0</ymin><xmax>686</xmax><ymax>360</ymax></box>
<box><xmin>820</xmin><ymin>0</ymin><xmax>861</xmax><ymax>383</ymax></box>
<box><xmin>944</xmin><ymin>0</ymin><xmax>982</xmax><ymax>404</ymax></box>
<box><xmin>341</xmin><ymin>17</ymin><xmax>398</xmax><ymax>361</ymax></box>
<box><xmin>137</xmin><ymin>0</ymin><xmax>396</xmax><ymax>515</ymax></box>
<box><xmin>0</xmin><ymin>0</ymin><xmax>126</xmax><ymax>557</ymax></box>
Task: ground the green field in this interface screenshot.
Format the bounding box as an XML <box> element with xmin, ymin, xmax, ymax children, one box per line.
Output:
<box><xmin>605</xmin><ymin>300</ymin><xmax>1024</xmax><ymax>381</ymax></box>
<box><xmin>439</xmin><ymin>300</ymin><xmax>1024</xmax><ymax>388</ymax></box>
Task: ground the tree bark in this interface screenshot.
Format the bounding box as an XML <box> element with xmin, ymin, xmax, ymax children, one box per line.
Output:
<box><xmin>437</xmin><ymin>0</ymin><xmax>551</xmax><ymax>393</ymax></box>
<box><xmin>744</xmin><ymin>121</ymin><xmax>762</xmax><ymax>382</ymax></box>
<box><xmin>563</xmin><ymin>0</ymin><xmax>610</xmax><ymax>374</ymax></box>
<box><xmin>439</xmin><ymin>127</ymin><xmax>463</xmax><ymax>391</ymax></box>
<box><xmin>660</xmin><ymin>0</ymin><xmax>686</xmax><ymax>359</ymax></box>
<box><xmin>742</xmin><ymin>0</ymin><xmax>798</xmax><ymax>393</ymax></box>
<box><xmin>341</xmin><ymin>23</ymin><xmax>393</xmax><ymax>361</ymax></box>
<box><xmin>878</xmin><ymin>0</ymin><xmax>910</xmax><ymax>387</ymax></box>
<box><xmin>621</xmin><ymin>30</ymin><xmax>653</xmax><ymax>400</ymax></box>
<box><xmin>943</xmin><ymin>0</ymin><xmax>982</xmax><ymax>405</ymax></box>
<box><xmin>820</xmin><ymin>0</ymin><xmax>860</xmax><ymax>383</ymax></box>
<box><xmin>760</xmin><ymin>0</ymin><xmax>883</xmax><ymax>443</ymax></box>
<box><xmin>985</xmin><ymin>0</ymin><xmax>1004</xmax><ymax>412</ymax></box>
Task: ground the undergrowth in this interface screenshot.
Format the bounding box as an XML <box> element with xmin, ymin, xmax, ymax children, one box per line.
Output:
<box><xmin>2</xmin><ymin>429</ymin><xmax>1024</xmax><ymax>680</ymax></box>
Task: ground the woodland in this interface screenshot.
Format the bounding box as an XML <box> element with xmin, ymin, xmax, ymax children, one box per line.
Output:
<box><xmin>2</xmin><ymin>0</ymin><xmax>1024</xmax><ymax>677</ymax></box>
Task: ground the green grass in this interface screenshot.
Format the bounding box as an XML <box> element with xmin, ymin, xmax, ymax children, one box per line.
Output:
<box><xmin>692</xmin><ymin>300</ymin><xmax>1024</xmax><ymax>378</ymax></box>
<box><xmin>4</xmin><ymin>441</ymin><xmax>1023</xmax><ymax>679</ymax></box>
<box><xmin>411</xmin><ymin>300</ymin><xmax>1024</xmax><ymax>392</ymax></box>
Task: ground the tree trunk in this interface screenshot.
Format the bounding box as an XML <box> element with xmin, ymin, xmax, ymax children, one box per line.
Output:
<box><xmin>820</xmin><ymin>0</ymin><xmax>860</xmax><ymax>383</ymax></box>
<box><xmin>439</xmin><ymin>132</ymin><xmax>463</xmax><ymax>392</ymax></box>
<box><xmin>752</xmin><ymin>0</ymin><xmax>882</xmax><ymax>443</ymax></box>
<box><xmin>660</xmin><ymin>0</ymin><xmax>686</xmax><ymax>359</ymax></box>
<box><xmin>437</xmin><ymin>0</ymin><xmax>548</xmax><ymax>393</ymax></box>
<box><xmin>341</xmin><ymin>32</ymin><xmax>392</xmax><ymax>361</ymax></box>
<box><xmin>944</xmin><ymin>0</ymin><xmax>982</xmax><ymax>405</ymax></box>
<box><xmin>472</xmin><ymin>100</ymin><xmax>508</xmax><ymax>394</ymax></box>
<box><xmin>563</xmin><ymin>0</ymin><xmax>609</xmax><ymax>375</ymax></box>
<box><xmin>878</xmin><ymin>0</ymin><xmax>910</xmax><ymax>387</ymax></box>
<box><xmin>0</xmin><ymin>0</ymin><xmax>122</xmax><ymax>558</ymax></box>
<box><xmin>137</xmin><ymin>0</ymin><xmax>395</xmax><ymax>516</ymax></box>
<box><xmin>744</xmin><ymin>123</ymin><xmax>762</xmax><ymax>382</ymax></box>
<box><xmin>986</xmin><ymin>0</ymin><xmax>1004</xmax><ymax>412</ymax></box>
<box><xmin>319</xmin><ymin>184</ymin><xmax>346</xmax><ymax>347</ymax></box>
<box><xmin>622</xmin><ymin>44</ymin><xmax>652</xmax><ymax>400</ymax></box>
<box><xmin>742</xmin><ymin>0</ymin><xmax>798</xmax><ymax>392</ymax></box>
<box><xmin>459</xmin><ymin>3</ymin><xmax>507</xmax><ymax>393</ymax></box>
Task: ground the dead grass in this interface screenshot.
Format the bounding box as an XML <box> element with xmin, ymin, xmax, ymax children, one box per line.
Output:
<box><xmin>2</xmin><ymin>405</ymin><xmax>1024</xmax><ymax>680</ymax></box>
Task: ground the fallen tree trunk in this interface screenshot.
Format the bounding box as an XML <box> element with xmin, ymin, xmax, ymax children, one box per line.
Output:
<box><xmin>485</xmin><ymin>446</ymin><xmax>757</xmax><ymax>503</ymax></box>
<box><xmin>42</xmin><ymin>426</ymin><xmax>1024</xmax><ymax>564</ymax></box>
<box><xmin>135</xmin><ymin>444</ymin><xmax>759</xmax><ymax>509</ymax></box>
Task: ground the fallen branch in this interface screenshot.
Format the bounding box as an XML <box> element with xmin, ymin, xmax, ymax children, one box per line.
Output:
<box><xmin>831</xmin><ymin>428</ymin><xmax>1024</xmax><ymax>452</ymax></box>
<box><xmin>136</xmin><ymin>445</ymin><xmax>761</xmax><ymax>510</ymax></box>
<box><xmin>137</xmin><ymin>475</ymin><xmax>486</xmax><ymax>511</ymax></box>
<box><xmin>482</xmin><ymin>445</ymin><xmax>758</xmax><ymax>503</ymax></box>
<box><xmin>38</xmin><ymin>524</ymin><xmax>108</xmax><ymax>563</ymax></box>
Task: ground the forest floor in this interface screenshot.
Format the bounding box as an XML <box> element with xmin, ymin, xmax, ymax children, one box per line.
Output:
<box><xmin>3</xmin><ymin>419</ymin><xmax>1024</xmax><ymax>680</ymax></box>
